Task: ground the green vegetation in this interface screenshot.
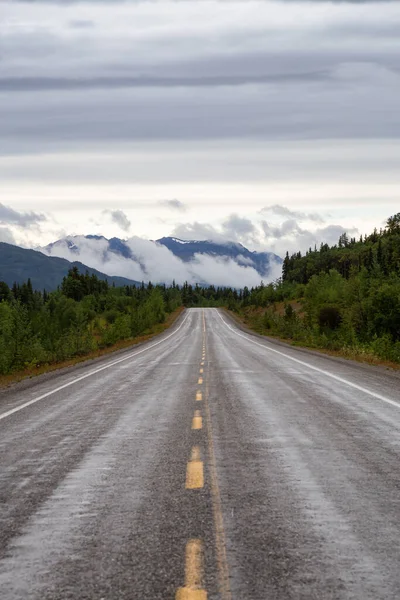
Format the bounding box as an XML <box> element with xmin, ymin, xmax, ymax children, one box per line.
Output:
<box><xmin>184</xmin><ymin>213</ymin><xmax>400</xmax><ymax>365</ymax></box>
<box><xmin>0</xmin><ymin>267</ymin><xmax>181</xmax><ymax>376</ymax></box>
<box><xmin>1</xmin><ymin>213</ymin><xmax>399</xmax><ymax>377</ymax></box>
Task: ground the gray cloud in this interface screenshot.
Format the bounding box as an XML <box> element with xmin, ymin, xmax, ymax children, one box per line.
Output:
<box><xmin>261</xmin><ymin>204</ymin><xmax>325</xmax><ymax>223</ymax></box>
<box><xmin>104</xmin><ymin>209</ymin><xmax>131</xmax><ymax>232</ymax></box>
<box><xmin>160</xmin><ymin>200</ymin><xmax>187</xmax><ymax>212</ymax></box>
<box><xmin>172</xmin><ymin>222</ymin><xmax>226</xmax><ymax>243</ymax></box>
<box><xmin>2</xmin><ymin>1</ymin><xmax>400</xmax><ymax>154</ymax></box>
<box><xmin>0</xmin><ymin>71</ymin><xmax>330</xmax><ymax>93</ymax></box>
<box><xmin>0</xmin><ymin>203</ymin><xmax>46</xmax><ymax>227</ymax></box>
<box><xmin>1</xmin><ymin>0</ymin><xmax>399</xmax><ymax>255</ymax></box>
<box><xmin>221</xmin><ymin>214</ymin><xmax>259</xmax><ymax>246</ymax></box>
<box><xmin>262</xmin><ymin>218</ymin><xmax>359</xmax><ymax>255</ymax></box>
<box><xmin>172</xmin><ymin>216</ymin><xmax>260</xmax><ymax>247</ymax></box>
<box><xmin>68</xmin><ymin>20</ymin><xmax>95</xmax><ymax>29</ymax></box>
<box><xmin>222</xmin><ymin>214</ymin><xmax>256</xmax><ymax>236</ymax></box>
<box><xmin>173</xmin><ymin>212</ymin><xmax>361</xmax><ymax>257</ymax></box>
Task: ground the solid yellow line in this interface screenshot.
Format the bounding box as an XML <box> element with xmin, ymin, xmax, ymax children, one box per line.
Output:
<box><xmin>196</xmin><ymin>391</ymin><xmax>203</xmax><ymax>402</ymax></box>
<box><xmin>176</xmin><ymin>539</ymin><xmax>207</xmax><ymax>599</ymax></box>
<box><xmin>198</xmin><ymin>377</ymin><xmax>203</xmax><ymax>385</ymax></box>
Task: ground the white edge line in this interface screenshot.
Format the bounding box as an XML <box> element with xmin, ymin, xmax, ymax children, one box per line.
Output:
<box><xmin>0</xmin><ymin>312</ymin><xmax>190</xmax><ymax>422</ymax></box>
<box><xmin>215</xmin><ymin>309</ymin><xmax>400</xmax><ymax>410</ymax></box>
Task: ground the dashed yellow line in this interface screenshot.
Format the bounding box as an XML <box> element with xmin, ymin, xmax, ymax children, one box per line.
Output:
<box><xmin>199</xmin><ymin>368</ymin><xmax>204</xmax><ymax>374</ymax></box>
<box><xmin>176</xmin><ymin>539</ymin><xmax>207</xmax><ymax>599</ymax></box>
<box><xmin>186</xmin><ymin>446</ymin><xmax>204</xmax><ymax>489</ymax></box>
<box><xmin>198</xmin><ymin>377</ymin><xmax>203</xmax><ymax>385</ymax></box>
<box><xmin>192</xmin><ymin>410</ymin><xmax>202</xmax><ymax>430</ymax></box>
<box><xmin>201</xmin><ymin>361</ymin><xmax>204</xmax><ymax>366</ymax></box>
<box><xmin>196</xmin><ymin>391</ymin><xmax>202</xmax><ymax>402</ymax></box>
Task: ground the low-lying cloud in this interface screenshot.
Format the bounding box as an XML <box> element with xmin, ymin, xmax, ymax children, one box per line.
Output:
<box><xmin>42</xmin><ymin>235</ymin><xmax>278</xmax><ymax>287</ymax></box>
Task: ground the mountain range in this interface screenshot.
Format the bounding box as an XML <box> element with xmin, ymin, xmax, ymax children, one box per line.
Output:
<box><xmin>0</xmin><ymin>243</ymin><xmax>140</xmax><ymax>291</ymax></box>
<box><xmin>43</xmin><ymin>235</ymin><xmax>281</xmax><ymax>287</ymax></box>
<box><xmin>0</xmin><ymin>236</ymin><xmax>281</xmax><ymax>291</ymax></box>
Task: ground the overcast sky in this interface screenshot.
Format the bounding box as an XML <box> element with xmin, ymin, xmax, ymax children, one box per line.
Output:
<box><xmin>1</xmin><ymin>0</ymin><xmax>399</xmax><ymax>261</ymax></box>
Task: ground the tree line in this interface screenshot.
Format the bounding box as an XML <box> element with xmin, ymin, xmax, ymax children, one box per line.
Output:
<box><xmin>0</xmin><ymin>267</ymin><xmax>181</xmax><ymax>375</ymax></box>
<box><xmin>1</xmin><ymin>213</ymin><xmax>399</xmax><ymax>374</ymax></box>
<box><xmin>182</xmin><ymin>213</ymin><xmax>400</xmax><ymax>364</ymax></box>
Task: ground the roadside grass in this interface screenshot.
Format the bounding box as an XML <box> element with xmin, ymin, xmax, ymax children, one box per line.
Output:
<box><xmin>0</xmin><ymin>307</ymin><xmax>184</xmax><ymax>389</ymax></box>
<box><xmin>226</xmin><ymin>307</ymin><xmax>400</xmax><ymax>371</ymax></box>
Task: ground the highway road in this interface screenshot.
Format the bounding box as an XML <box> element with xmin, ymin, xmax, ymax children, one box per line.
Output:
<box><xmin>1</xmin><ymin>308</ymin><xmax>400</xmax><ymax>600</ymax></box>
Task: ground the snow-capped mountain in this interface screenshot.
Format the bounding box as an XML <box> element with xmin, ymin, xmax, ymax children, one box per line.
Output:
<box><xmin>156</xmin><ymin>237</ymin><xmax>279</xmax><ymax>277</ymax></box>
<box><xmin>42</xmin><ymin>235</ymin><xmax>282</xmax><ymax>287</ymax></box>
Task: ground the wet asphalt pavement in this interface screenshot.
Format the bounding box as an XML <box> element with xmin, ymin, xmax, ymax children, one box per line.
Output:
<box><xmin>1</xmin><ymin>308</ymin><xmax>400</xmax><ymax>599</ymax></box>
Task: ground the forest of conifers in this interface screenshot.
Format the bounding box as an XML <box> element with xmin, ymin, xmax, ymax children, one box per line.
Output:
<box><xmin>217</xmin><ymin>212</ymin><xmax>400</xmax><ymax>364</ymax></box>
<box><xmin>0</xmin><ymin>271</ymin><xmax>182</xmax><ymax>375</ymax></box>
<box><xmin>0</xmin><ymin>213</ymin><xmax>399</xmax><ymax>375</ymax></box>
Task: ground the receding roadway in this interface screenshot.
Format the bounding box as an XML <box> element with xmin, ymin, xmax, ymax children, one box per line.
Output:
<box><xmin>1</xmin><ymin>308</ymin><xmax>400</xmax><ymax>599</ymax></box>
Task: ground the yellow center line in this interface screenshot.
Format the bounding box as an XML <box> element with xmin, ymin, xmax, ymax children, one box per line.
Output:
<box><xmin>176</xmin><ymin>539</ymin><xmax>207</xmax><ymax>599</ymax></box>
<box><xmin>186</xmin><ymin>446</ymin><xmax>204</xmax><ymax>489</ymax></box>
<box><xmin>192</xmin><ymin>410</ymin><xmax>203</xmax><ymax>430</ymax></box>
<box><xmin>198</xmin><ymin>377</ymin><xmax>203</xmax><ymax>385</ymax></box>
<box><xmin>196</xmin><ymin>391</ymin><xmax>202</xmax><ymax>402</ymax></box>
<box><xmin>199</xmin><ymin>368</ymin><xmax>204</xmax><ymax>374</ymax></box>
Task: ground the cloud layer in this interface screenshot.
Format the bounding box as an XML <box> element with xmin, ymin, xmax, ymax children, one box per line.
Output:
<box><xmin>173</xmin><ymin>206</ymin><xmax>359</xmax><ymax>257</ymax></box>
<box><xmin>2</xmin><ymin>0</ymin><xmax>400</xmax><ymax>154</ymax></box>
<box><xmin>1</xmin><ymin>0</ymin><xmax>398</xmax><ymax>261</ymax></box>
<box><xmin>42</xmin><ymin>235</ymin><xmax>281</xmax><ymax>287</ymax></box>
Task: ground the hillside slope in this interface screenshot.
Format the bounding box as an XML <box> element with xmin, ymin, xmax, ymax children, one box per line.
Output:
<box><xmin>0</xmin><ymin>243</ymin><xmax>140</xmax><ymax>290</ymax></box>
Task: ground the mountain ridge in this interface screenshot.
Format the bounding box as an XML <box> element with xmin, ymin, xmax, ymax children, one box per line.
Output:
<box><xmin>0</xmin><ymin>242</ymin><xmax>140</xmax><ymax>291</ymax></box>
<box><xmin>44</xmin><ymin>235</ymin><xmax>281</xmax><ymax>283</ymax></box>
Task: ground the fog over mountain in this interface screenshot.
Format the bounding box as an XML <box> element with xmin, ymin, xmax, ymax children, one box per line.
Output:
<box><xmin>41</xmin><ymin>235</ymin><xmax>282</xmax><ymax>287</ymax></box>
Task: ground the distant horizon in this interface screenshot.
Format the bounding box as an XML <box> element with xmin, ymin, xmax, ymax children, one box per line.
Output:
<box><xmin>1</xmin><ymin>0</ymin><xmax>400</xmax><ymax>282</ymax></box>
